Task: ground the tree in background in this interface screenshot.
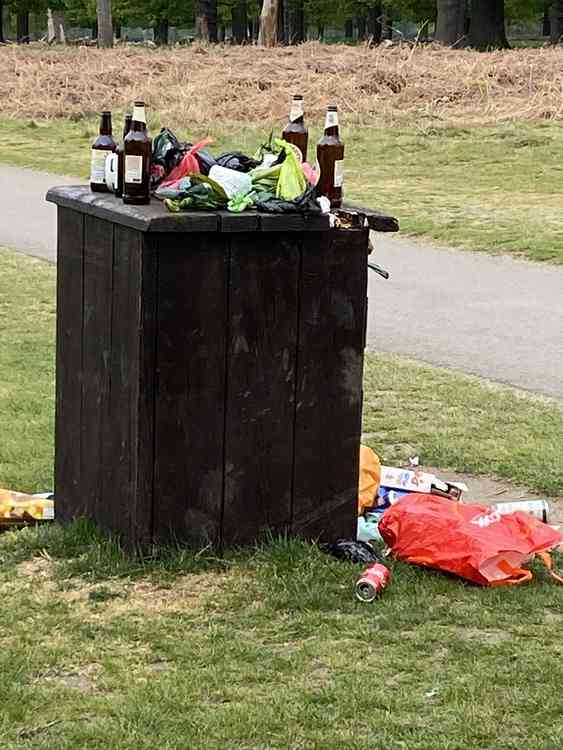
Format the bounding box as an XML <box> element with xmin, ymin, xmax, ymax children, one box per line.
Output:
<box><xmin>551</xmin><ymin>0</ymin><xmax>563</xmax><ymax>41</ymax></box>
<box><xmin>231</xmin><ymin>0</ymin><xmax>248</xmax><ymax>42</ymax></box>
<box><xmin>0</xmin><ymin>1</ymin><xmax>4</xmax><ymax>41</ymax></box>
<box><xmin>258</xmin><ymin>0</ymin><xmax>278</xmax><ymax>45</ymax></box>
<box><xmin>435</xmin><ymin>0</ymin><xmax>464</xmax><ymax>45</ymax></box>
<box><xmin>469</xmin><ymin>0</ymin><xmax>509</xmax><ymax>50</ymax></box>
<box><xmin>195</xmin><ymin>0</ymin><xmax>217</xmax><ymax>40</ymax></box>
<box><xmin>96</xmin><ymin>0</ymin><xmax>112</xmax><ymax>45</ymax></box>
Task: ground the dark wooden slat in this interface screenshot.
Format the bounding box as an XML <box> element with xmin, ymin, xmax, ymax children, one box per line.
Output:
<box><xmin>223</xmin><ymin>235</ymin><xmax>300</xmax><ymax>546</ymax></box>
<box><xmin>217</xmin><ymin>210</ymin><xmax>259</xmax><ymax>233</ymax></box>
<box><xmin>133</xmin><ymin>236</ymin><xmax>159</xmax><ymax>547</ymax></box>
<box><xmin>100</xmin><ymin>226</ymin><xmax>154</xmax><ymax>547</ymax></box>
<box><xmin>258</xmin><ymin>214</ymin><xmax>305</xmax><ymax>232</ymax></box>
<box><xmin>152</xmin><ymin>234</ymin><xmax>227</xmax><ymax>545</ymax></box>
<box><xmin>47</xmin><ymin>186</ymin><xmax>339</xmax><ymax>234</ymax></box>
<box><xmin>291</xmin><ymin>229</ymin><xmax>368</xmax><ymax>541</ymax></box>
<box><xmin>81</xmin><ymin>215</ymin><xmax>114</xmax><ymax>531</ymax></box>
<box><xmin>47</xmin><ymin>186</ymin><xmax>219</xmax><ymax>234</ymax></box>
<box><xmin>55</xmin><ymin>207</ymin><xmax>84</xmax><ymax>523</ymax></box>
<box><xmin>341</xmin><ymin>203</ymin><xmax>400</xmax><ymax>232</ymax></box>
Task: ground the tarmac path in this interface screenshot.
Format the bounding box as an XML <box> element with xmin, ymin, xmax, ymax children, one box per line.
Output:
<box><xmin>2</xmin><ymin>163</ymin><xmax>562</xmax><ymax>400</ymax></box>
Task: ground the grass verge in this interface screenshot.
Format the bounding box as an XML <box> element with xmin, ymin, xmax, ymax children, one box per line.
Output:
<box><xmin>1</xmin><ymin>249</ymin><xmax>563</xmax><ymax>748</ymax></box>
<box><xmin>2</xmin><ymin>115</ymin><xmax>563</xmax><ymax>263</ymax></box>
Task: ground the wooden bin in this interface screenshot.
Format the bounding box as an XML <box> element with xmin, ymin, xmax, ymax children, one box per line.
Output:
<box><xmin>47</xmin><ymin>186</ymin><xmax>398</xmax><ymax>548</ymax></box>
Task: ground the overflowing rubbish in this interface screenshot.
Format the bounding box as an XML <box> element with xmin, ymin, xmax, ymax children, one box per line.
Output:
<box><xmin>92</xmin><ymin>96</ymin><xmax>349</xmax><ymax>215</ymax></box>
<box><xmin>355</xmin><ymin>563</ymin><xmax>391</xmax><ymax>602</ymax></box>
<box><xmin>319</xmin><ymin>539</ymin><xmax>383</xmax><ymax>565</ymax></box>
<box><xmin>357</xmin><ymin>511</ymin><xmax>384</xmax><ymax>545</ymax></box>
<box><xmin>379</xmin><ymin>493</ymin><xmax>563</xmax><ymax>587</ymax></box>
<box><xmin>493</xmin><ymin>499</ymin><xmax>550</xmax><ymax>523</ymax></box>
<box><xmin>0</xmin><ymin>489</ymin><xmax>54</xmax><ymax>527</ymax></box>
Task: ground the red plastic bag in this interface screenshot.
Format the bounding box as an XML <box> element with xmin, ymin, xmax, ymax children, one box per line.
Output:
<box><xmin>159</xmin><ymin>138</ymin><xmax>212</xmax><ymax>188</ymax></box>
<box><xmin>379</xmin><ymin>494</ymin><xmax>563</xmax><ymax>586</ymax></box>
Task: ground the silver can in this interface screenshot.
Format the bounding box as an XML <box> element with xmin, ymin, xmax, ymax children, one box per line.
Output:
<box><xmin>492</xmin><ymin>500</ymin><xmax>549</xmax><ymax>523</ymax></box>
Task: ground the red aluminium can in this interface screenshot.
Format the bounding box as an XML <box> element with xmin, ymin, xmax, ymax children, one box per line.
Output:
<box><xmin>355</xmin><ymin>563</ymin><xmax>391</xmax><ymax>602</ymax></box>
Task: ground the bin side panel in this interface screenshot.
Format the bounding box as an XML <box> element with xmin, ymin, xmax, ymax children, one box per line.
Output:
<box><xmin>153</xmin><ymin>234</ymin><xmax>227</xmax><ymax>545</ymax></box>
<box><xmin>292</xmin><ymin>229</ymin><xmax>368</xmax><ymax>541</ymax></box>
<box><xmin>101</xmin><ymin>226</ymin><xmax>156</xmax><ymax>547</ymax></box>
<box><xmin>55</xmin><ymin>207</ymin><xmax>85</xmax><ymax>523</ymax></box>
<box><xmin>81</xmin><ymin>215</ymin><xmax>114</xmax><ymax>529</ymax></box>
<box><xmin>223</xmin><ymin>234</ymin><xmax>300</xmax><ymax>546</ymax></box>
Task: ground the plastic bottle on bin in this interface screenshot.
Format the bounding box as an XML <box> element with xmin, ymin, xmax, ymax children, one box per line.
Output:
<box><xmin>316</xmin><ymin>105</ymin><xmax>345</xmax><ymax>208</ymax></box>
<box><xmin>90</xmin><ymin>111</ymin><xmax>117</xmax><ymax>194</ymax></box>
<box><xmin>123</xmin><ymin>101</ymin><xmax>152</xmax><ymax>206</ymax></box>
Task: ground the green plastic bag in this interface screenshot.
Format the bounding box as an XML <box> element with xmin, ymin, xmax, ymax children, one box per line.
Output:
<box><xmin>274</xmin><ymin>138</ymin><xmax>306</xmax><ymax>201</ymax></box>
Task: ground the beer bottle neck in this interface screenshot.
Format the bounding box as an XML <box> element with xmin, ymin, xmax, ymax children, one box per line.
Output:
<box><xmin>131</xmin><ymin>104</ymin><xmax>147</xmax><ymax>131</ymax></box>
<box><xmin>324</xmin><ymin>110</ymin><xmax>339</xmax><ymax>137</ymax></box>
<box><xmin>289</xmin><ymin>98</ymin><xmax>305</xmax><ymax>124</ymax></box>
<box><xmin>123</xmin><ymin>116</ymin><xmax>132</xmax><ymax>139</ymax></box>
<box><xmin>99</xmin><ymin>113</ymin><xmax>112</xmax><ymax>135</ymax></box>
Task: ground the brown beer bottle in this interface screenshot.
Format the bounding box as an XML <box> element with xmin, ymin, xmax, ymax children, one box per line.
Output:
<box><xmin>123</xmin><ymin>101</ymin><xmax>152</xmax><ymax>205</ymax></box>
<box><xmin>115</xmin><ymin>113</ymin><xmax>132</xmax><ymax>199</ymax></box>
<box><xmin>90</xmin><ymin>111</ymin><xmax>116</xmax><ymax>193</ymax></box>
<box><xmin>316</xmin><ymin>106</ymin><xmax>345</xmax><ymax>208</ymax></box>
<box><xmin>282</xmin><ymin>94</ymin><xmax>308</xmax><ymax>162</ymax></box>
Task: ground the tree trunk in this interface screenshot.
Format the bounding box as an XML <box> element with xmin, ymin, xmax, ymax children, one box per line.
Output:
<box><xmin>217</xmin><ymin>22</ymin><xmax>225</xmax><ymax>41</ymax></box>
<box><xmin>0</xmin><ymin>1</ymin><xmax>4</xmax><ymax>44</ymax></box>
<box><xmin>550</xmin><ymin>1</ymin><xmax>563</xmax><ymax>43</ymax></box>
<box><xmin>232</xmin><ymin>0</ymin><xmax>248</xmax><ymax>43</ymax></box>
<box><xmin>286</xmin><ymin>0</ymin><xmax>305</xmax><ymax>43</ymax></box>
<box><xmin>195</xmin><ymin>0</ymin><xmax>218</xmax><ymax>42</ymax></box>
<box><xmin>344</xmin><ymin>18</ymin><xmax>354</xmax><ymax>40</ymax></box>
<box><xmin>357</xmin><ymin>15</ymin><xmax>367</xmax><ymax>41</ymax></box>
<box><xmin>435</xmin><ymin>0</ymin><xmax>464</xmax><ymax>45</ymax></box>
<box><xmin>469</xmin><ymin>0</ymin><xmax>509</xmax><ymax>50</ymax></box>
<box><xmin>368</xmin><ymin>3</ymin><xmax>382</xmax><ymax>44</ymax></box>
<box><xmin>317</xmin><ymin>23</ymin><xmax>324</xmax><ymax>40</ymax></box>
<box><xmin>543</xmin><ymin>4</ymin><xmax>551</xmax><ymax>35</ymax></box>
<box><xmin>91</xmin><ymin>19</ymin><xmax>98</xmax><ymax>40</ymax></box>
<box><xmin>47</xmin><ymin>8</ymin><xmax>66</xmax><ymax>43</ymax></box>
<box><xmin>97</xmin><ymin>0</ymin><xmax>113</xmax><ymax>48</ymax></box>
<box><xmin>114</xmin><ymin>22</ymin><xmax>121</xmax><ymax>39</ymax></box>
<box><xmin>17</xmin><ymin>11</ymin><xmax>30</xmax><ymax>43</ymax></box>
<box><xmin>258</xmin><ymin>0</ymin><xmax>278</xmax><ymax>46</ymax></box>
<box><xmin>277</xmin><ymin>0</ymin><xmax>286</xmax><ymax>43</ymax></box>
<box><xmin>383</xmin><ymin>14</ymin><xmax>392</xmax><ymax>40</ymax></box>
<box><xmin>154</xmin><ymin>17</ymin><xmax>169</xmax><ymax>45</ymax></box>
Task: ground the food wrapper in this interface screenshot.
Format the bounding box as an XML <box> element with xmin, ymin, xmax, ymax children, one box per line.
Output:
<box><xmin>0</xmin><ymin>488</ymin><xmax>54</xmax><ymax>526</ymax></box>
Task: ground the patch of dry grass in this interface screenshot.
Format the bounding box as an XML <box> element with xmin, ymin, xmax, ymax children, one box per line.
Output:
<box><xmin>1</xmin><ymin>42</ymin><xmax>563</xmax><ymax>128</ymax></box>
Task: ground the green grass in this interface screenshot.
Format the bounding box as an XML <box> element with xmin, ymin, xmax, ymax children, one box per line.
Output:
<box><xmin>2</xmin><ymin>115</ymin><xmax>563</xmax><ymax>262</ymax></box>
<box><xmin>2</xmin><ymin>247</ymin><xmax>563</xmax><ymax>748</ymax></box>
<box><xmin>1</xmin><ymin>522</ymin><xmax>563</xmax><ymax>749</ymax></box>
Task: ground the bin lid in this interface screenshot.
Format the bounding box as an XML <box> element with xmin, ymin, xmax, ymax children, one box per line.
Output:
<box><xmin>46</xmin><ymin>185</ymin><xmax>399</xmax><ymax>235</ymax></box>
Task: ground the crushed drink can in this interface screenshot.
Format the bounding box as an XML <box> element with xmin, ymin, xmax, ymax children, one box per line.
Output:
<box><xmin>492</xmin><ymin>499</ymin><xmax>549</xmax><ymax>523</ymax></box>
<box><xmin>355</xmin><ymin>563</ymin><xmax>391</xmax><ymax>602</ymax></box>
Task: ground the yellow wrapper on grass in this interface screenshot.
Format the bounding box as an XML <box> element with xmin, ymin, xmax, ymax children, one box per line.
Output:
<box><xmin>0</xmin><ymin>488</ymin><xmax>54</xmax><ymax>526</ymax></box>
<box><xmin>275</xmin><ymin>138</ymin><xmax>307</xmax><ymax>201</ymax></box>
<box><xmin>358</xmin><ymin>445</ymin><xmax>381</xmax><ymax>516</ymax></box>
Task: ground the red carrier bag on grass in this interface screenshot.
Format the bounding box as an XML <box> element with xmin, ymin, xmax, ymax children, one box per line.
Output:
<box><xmin>379</xmin><ymin>494</ymin><xmax>563</xmax><ymax>587</ymax></box>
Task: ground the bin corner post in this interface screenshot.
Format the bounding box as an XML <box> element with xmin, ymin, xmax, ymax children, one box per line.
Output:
<box><xmin>291</xmin><ymin>227</ymin><xmax>369</xmax><ymax>543</ymax></box>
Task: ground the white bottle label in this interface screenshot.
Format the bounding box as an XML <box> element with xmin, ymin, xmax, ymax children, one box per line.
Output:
<box><xmin>325</xmin><ymin>110</ymin><xmax>339</xmax><ymax>128</ymax></box>
<box><xmin>90</xmin><ymin>149</ymin><xmax>108</xmax><ymax>184</ymax></box>
<box><xmin>132</xmin><ymin>104</ymin><xmax>146</xmax><ymax>124</ymax></box>
<box><xmin>334</xmin><ymin>160</ymin><xmax>344</xmax><ymax>188</ymax></box>
<box><xmin>290</xmin><ymin>99</ymin><xmax>304</xmax><ymax>122</ymax></box>
<box><xmin>125</xmin><ymin>155</ymin><xmax>143</xmax><ymax>184</ymax></box>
